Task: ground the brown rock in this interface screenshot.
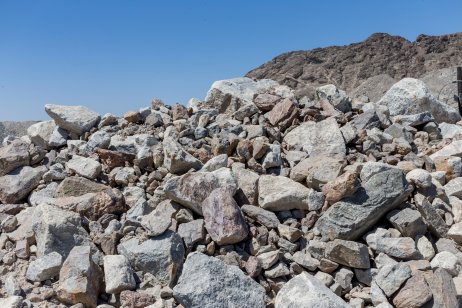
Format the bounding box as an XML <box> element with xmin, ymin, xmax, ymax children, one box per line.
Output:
<box><xmin>393</xmin><ymin>273</ymin><xmax>432</xmax><ymax>308</ymax></box>
<box><xmin>434</xmin><ymin>156</ymin><xmax>462</xmax><ymax>182</ymax></box>
<box><xmin>124</xmin><ymin>111</ymin><xmax>141</xmax><ymax>123</ymax></box>
<box><xmin>325</xmin><ymin>239</ymin><xmax>370</xmax><ymax>269</ymax></box>
<box><xmin>267</xmin><ymin>98</ymin><xmax>297</xmax><ymax>126</ymax></box>
<box><xmin>96</xmin><ymin>148</ymin><xmax>135</xmax><ymax>168</ymax></box>
<box><xmin>322</xmin><ymin>172</ymin><xmax>358</xmax><ymax>204</ymax></box>
<box><xmin>425</xmin><ymin>268</ymin><xmax>459</xmax><ymax>308</ymax></box>
<box><xmin>245</xmin><ymin>256</ymin><xmax>262</xmax><ymax>278</ymax></box>
<box><xmin>236</xmin><ymin>139</ymin><xmax>253</xmax><ymax>161</ymax></box>
<box><xmin>253</xmin><ymin>93</ymin><xmax>281</xmax><ymax>111</ymax></box>
<box><xmin>202</xmin><ymin>187</ymin><xmax>248</xmax><ymax>245</ymax></box>
<box><xmin>120</xmin><ymin>290</ymin><xmax>155</xmax><ymax>308</ymax></box>
<box><xmin>172</xmin><ymin>103</ymin><xmax>189</xmax><ymax>121</ymax></box>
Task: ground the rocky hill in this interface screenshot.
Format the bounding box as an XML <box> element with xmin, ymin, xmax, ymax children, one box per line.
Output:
<box><xmin>1</xmin><ymin>35</ymin><xmax>462</xmax><ymax>307</ymax></box>
<box><xmin>246</xmin><ymin>32</ymin><xmax>462</xmax><ymax>106</ymax></box>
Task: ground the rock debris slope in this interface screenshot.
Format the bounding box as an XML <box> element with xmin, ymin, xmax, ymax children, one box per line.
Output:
<box><xmin>1</xmin><ymin>74</ymin><xmax>462</xmax><ymax>308</ymax></box>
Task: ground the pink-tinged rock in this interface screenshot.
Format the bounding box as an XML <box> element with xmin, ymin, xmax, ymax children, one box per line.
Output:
<box><xmin>202</xmin><ymin>187</ymin><xmax>248</xmax><ymax>245</ymax></box>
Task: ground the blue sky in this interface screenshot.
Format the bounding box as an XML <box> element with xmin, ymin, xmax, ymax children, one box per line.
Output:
<box><xmin>0</xmin><ymin>0</ymin><xmax>461</xmax><ymax>121</ymax></box>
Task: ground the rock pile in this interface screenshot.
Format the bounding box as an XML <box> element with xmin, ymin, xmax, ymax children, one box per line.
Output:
<box><xmin>1</xmin><ymin>75</ymin><xmax>462</xmax><ymax>307</ymax></box>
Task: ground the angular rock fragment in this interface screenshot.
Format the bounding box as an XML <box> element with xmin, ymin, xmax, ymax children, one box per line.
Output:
<box><xmin>316</xmin><ymin>163</ymin><xmax>410</xmax><ymax>240</ymax></box>
<box><xmin>392</xmin><ymin>273</ymin><xmax>432</xmax><ymax>308</ymax></box>
<box><xmin>164</xmin><ymin>167</ymin><xmax>237</xmax><ymax>215</ymax></box>
<box><xmin>57</xmin><ymin>246</ymin><xmax>103</xmax><ymax>307</ymax></box>
<box><xmin>202</xmin><ymin>187</ymin><xmax>248</xmax><ymax>245</ymax></box>
<box><xmin>103</xmin><ymin>255</ymin><xmax>136</xmax><ymax>294</ymax></box>
<box><xmin>0</xmin><ymin>139</ymin><xmax>33</xmax><ymax>176</ymax></box>
<box><xmin>258</xmin><ymin>175</ymin><xmax>324</xmax><ymax>211</ymax></box>
<box><xmin>45</xmin><ymin>104</ymin><xmax>100</xmax><ymax>135</ymax></box>
<box><xmin>163</xmin><ymin>139</ymin><xmax>203</xmax><ymax>174</ymax></box>
<box><xmin>241</xmin><ymin>204</ymin><xmax>279</xmax><ymax>229</ymax></box>
<box><xmin>374</xmin><ymin>262</ymin><xmax>411</xmax><ymax>297</ymax></box>
<box><xmin>0</xmin><ymin>166</ymin><xmax>46</xmax><ymax>204</ymax></box>
<box><xmin>283</xmin><ymin>117</ymin><xmax>346</xmax><ymax>157</ymax></box>
<box><xmin>117</xmin><ymin>231</ymin><xmax>184</xmax><ymax>287</ymax></box>
<box><xmin>26</xmin><ymin>252</ymin><xmax>63</xmax><ymax>282</ymax></box>
<box><xmin>325</xmin><ymin>239</ymin><xmax>370</xmax><ymax>269</ymax></box>
<box><xmin>173</xmin><ymin>252</ymin><xmax>266</xmax><ymax>308</ymax></box>
<box><xmin>275</xmin><ymin>272</ymin><xmax>349</xmax><ymax>308</ymax></box>
<box><xmin>66</xmin><ymin>155</ymin><xmax>102</xmax><ymax>179</ymax></box>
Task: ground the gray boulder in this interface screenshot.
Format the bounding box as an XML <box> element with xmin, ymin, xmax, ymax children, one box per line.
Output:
<box><xmin>57</xmin><ymin>246</ymin><xmax>103</xmax><ymax>307</ymax></box>
<box><xmin>117</xmin><ymin>230</ymin><xmax>184</xmax><ymax>287</ymax></box>
<box><xmin>45</xmin><ymin>104</ymin><xmax>100</xmax><ymax>135</ymax></box>
<box><xmin>283</xmin><ymin>117</ymin><xmax>346</xmax><ymax>157</ymax></box>
<box><xmin>27</xmin><ymin>120</ymin><xmax>55</xmax><ymax>149</ymax></box>
<box><xmin>0</xmin><ymin>166</ymin><xmax>46</xmax><ymax>203</ymax></box>
<box><xmin>26</xmin><ymin>252</ymin><xmax>63</xmax><ymax>282</ymax></box>
<box><xmin>377</xmin><ymin>78</ymin><xmax>460</xmax><ymax>123</ymax></box>
<box><xmin>173</xmin><ymin>252</ymin><xmax>266</xmax><ymax>308</ymax></box>
<box><xmin>103</xmin><ymin>255</ymin><xmax>136</xmax><ymax>294</ymax></box>
<box><xmin>0</xmin><ymin>139</ymin><xmax>33</xmax><ymax>176</ymax></box>
<box><xmin>258</xmin><ymin>175</ymin><xmax>324</xmax><ymax>211</ymax></box>
<box><xmin>32</xmin><ymin>204</ymin><xmax>94</xmax><ymax>259</ymax></box>
<box><xmin>316</xmin><ymin>162</ymin><xmax>410</xmax><ymax>240</ymax></box>
<box><xmin>275</xmin><ymin>272</ymin><xmax>349</xmax><ymax>308</ymax></box>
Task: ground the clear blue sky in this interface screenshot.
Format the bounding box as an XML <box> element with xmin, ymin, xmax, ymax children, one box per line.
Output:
<box><xmin>0</xmin><ymin>0</ymin><xmax>461</xmax><ymax>121</ymax></box>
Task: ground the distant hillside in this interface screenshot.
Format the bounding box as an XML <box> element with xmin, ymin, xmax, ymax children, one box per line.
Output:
<box><xmin>246</xmin><ymin>32</ymin><xmax>462</xmax><ymax>105</ymax></box>
<box><xmin>0</xmin><ymin>121</ymin><xmax>39</xmax><ymax>141</ymax></box>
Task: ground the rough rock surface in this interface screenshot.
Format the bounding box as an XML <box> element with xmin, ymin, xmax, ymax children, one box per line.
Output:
<box><xmin>275</xmin><ymin>272</ymin><xmax>349</xmax><ymax>307</ymax></box>
<box><xmin>173</xmin><ymin>252</ymin><xmax>266</xmax><ymax>308</ymax></box>
<box><xmin>2</xmin><ymin>40</ymin><xmax>462</xmax><ymax>306</ymax></box>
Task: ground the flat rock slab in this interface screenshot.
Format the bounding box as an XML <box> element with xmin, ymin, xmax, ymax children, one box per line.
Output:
<box><xmin>45</xmin><ymin>104</ymin><xmax>100</xmax><ymax>135</ymax></box>
<box><xmin>258</xmin><ymin>175</ymin><xmax>324</xmax><ymax>211</ymax></box>
<box><xmin>275</xmin><ymin>272</ymin><xmax>349</xmax><ymax>308</ymax></box>
<box><xmin>173</xmin><ymin>252</ymin><xmax>266</xmax><ymax>308</ymax></box>
<box><xmin>316</xmin><ymin>162</ymin><xmax>410</xmax><ymax>240</ymax></box>
<box><xmin>283</xmin><ymin>117</ymin><xmax>346</xmax><ymax>157</ymax></box>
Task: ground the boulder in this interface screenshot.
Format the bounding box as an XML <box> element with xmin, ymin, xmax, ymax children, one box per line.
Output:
<box><xmin>163</xmin><ymin>139</ymin><xmax>203</xmax><ymax>174</ymax></box>
<box><xmin>26</xmin><ymin>252</ymin><xmax>63</xmax><ymax>282</ymax></box>
<box><xmin>290</xmin><ymin>155</ymin><xmax>345</xmax><ymax>189</ymax></box>
<box><xmin>377</xmin><ymin>78</ymin><xmax>460</xmax><ymax>123</ymax></box>
<box><xmin>202</xmin><ymin>188</ymin><xmax>248</xmax><ymax>245</ymax></box>
<box><xmin>283</xmin><ymin>117</ymin><xmax>346</xmax><ymax>157</ymax></box>
<box><xmin>164</xmin><ymin>167</ymin><xmax>237</xmax><ymax>215</ymax></box>
<box><xmin>275</xmin><ymin>272</ymin><xmax>349</xmax><ymax>308</ymax></box>
<box><xmin>316</xmin><ymin>162</ymin><xmax>410</xmax><ymax>240</ymax></box>
<box><xmin>57</xmin><ymin>246</ymin><xmax>103</xmax><ymax>307</ymax></box>
<box><xmin>32</xmin><ymin>204</ymin><xmax>94</xmax><ymax>259</ymax></box>
<box><xmin>0</xmin><ymin>139</ymin><xmax>32</xmax><ymax>176</ymax></box>
<box><xmin>66</xmin><ymin>155</ymin><xmax>102</xmax><ymax>179</ymax></box>
<box><xmin>0</xmin><ymin>166</ymin><xmax>46</xmax><ymax>204</ymax></box>
<box><xmin>117</xmin><ymin>231</ymin><xmax>184</xmax><ymax>287</ymax></box>
<box><xmin>316</xmin><ymin>84</ymin><xmax>352</xmax><ymax>113</ymax></box>
<box><xmin>27</xmin><ymin>120</ymin><xmax>55</xmax><ymax>149</ymax></box>
<box><xmin>173</xmin><ymin>252</ymin><xmax>266</xmax><ymax>308</ymax></box>
<box><xmin>103</xmin><ymin>255</ymin><xmax>136</xmax><ymax>294</ymax></box>
<box><xmin>258</xmin><ymin>175</ymin><xmax>324</xmax><ymax>211</ymax></box>
<box><xmin>241</xmin><ymin>204</ymin><xmax>280</xmax><ymax>229</ymax></box>
<box><xmin>325</xmin><ymin>239</ymin><xmax>370</xmax><ymax>269</ymax></box>
<box><xmin>45</xmin><ymin>104</ymin><xmax>100</xmax><ymax>135</ymax></box>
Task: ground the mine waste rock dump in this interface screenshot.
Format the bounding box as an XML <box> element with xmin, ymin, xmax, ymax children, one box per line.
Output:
<box><xmin>1</xmin><ymin>33</ymin><xmax>462</xmax><ymax>308</ymax></box>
